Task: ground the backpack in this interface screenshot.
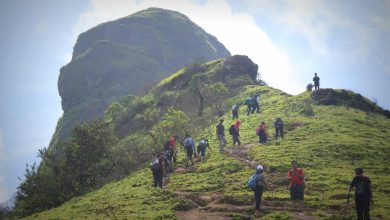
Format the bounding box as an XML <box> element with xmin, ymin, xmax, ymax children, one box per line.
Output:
<box><xmin>245</xmin><ymin>97</ymin><xmax>253</xmax><ymax>105</ymax></box>
<box><xmin>150</xmin><ymin>159</ymin><xmax>160</xmax><ymax>172</ymax></box>
<box><xmin>355</xmin><ymin>177</ymin><xmax>369</xmax><ymax>196</ymax></box>
<box><xmin>229</xmin><ymin>125</ymin><xmax>236</xmax><ymax>135</ymax></box>
<box><xmin>247</xmin><ymin>174</ymin><xmax>261</xmax><ymax>190</ymax></box>
<box><xmin>232</xmin><ymin>105</ymin><xmax>239</xmax><ymax>111</ymax></box>
<box><xmin>184</xmin><ymin>138</ymin><xmax>193</xmax><ymax>150</ymax></box>
<box><xmin>256</xmin><ymin>126</ymin><xmax>261</xmax><ymax>135</ymax></box>
<box><xmin>199</xmin><ymin>139</ymin><xmax>207</xmax><ymax>147</ymax></box>
<box><xmin>164</xmin><ymin>141</ymin><xmax>171</xmax><ymax>150</ymax></box>
<box><xmin>276</xmin><ymin>120</ymin><xmax>283</xmax><ymax>128</ymax></box>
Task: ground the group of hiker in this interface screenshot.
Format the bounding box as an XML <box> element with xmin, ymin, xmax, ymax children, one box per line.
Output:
<box><xmin>306</xmin><ymin>72</ymin><xmax>320</xmax><ymax>91</ymax></box>
<box><xmin>151</xmin><ymin>135</ymin><xmax>212</xmax><ymax>188</ymax></box>
<box><xmin>150</xmin><ymin>72</ymin><xmax>374</xmax><ymax>219</ymax></box>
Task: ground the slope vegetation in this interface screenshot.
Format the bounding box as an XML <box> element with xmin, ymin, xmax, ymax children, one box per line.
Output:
<box><xmin>24</xmin><ymin>58</ymin><xmax>390</xmax><ymax>219</ymax></box>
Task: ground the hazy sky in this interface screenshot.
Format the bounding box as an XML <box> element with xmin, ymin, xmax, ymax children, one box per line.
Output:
<box><xmin>0</xmin><ymin>0</ymin><xmax>389</xmax><ymax>202</ymax></box>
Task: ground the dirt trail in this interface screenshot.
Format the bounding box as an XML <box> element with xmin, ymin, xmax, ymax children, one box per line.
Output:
<box><xmin>169</xmin><ymin>143</ymin><xmax>318</xmax><ymax>220</ymax></box>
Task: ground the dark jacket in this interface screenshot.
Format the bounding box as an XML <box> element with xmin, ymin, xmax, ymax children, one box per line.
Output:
<box><xmin>216</xmin><ymin>123</ymin><xmax>225</xmax><ymax>136</ymax></box>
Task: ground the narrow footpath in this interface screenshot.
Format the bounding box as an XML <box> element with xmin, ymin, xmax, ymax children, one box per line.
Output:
<box><xmin>165</xmin><ymin>143</ymin><xmax>318</xmax><ymax>220</ymax></box>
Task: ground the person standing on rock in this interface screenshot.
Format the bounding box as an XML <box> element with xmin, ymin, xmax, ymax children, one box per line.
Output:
<box><xmin>313</xmin><ymin>73</ymin><xmax>320</xmax><ymax>90</ymax></box>
<box><xmin>287</xmin><ymin>160</ymin><xmax>305</xmax><ymax>205</ymax></box>
<box><xmin>348</xmin><ymin>167</ymin><xmax>373</xmax><ymax>220</ymax></box>
<box><xmin>216</xmin><ymin>119</ymin><xmax>227</xmax><ymax>151</ymax></box>
<box><xmin>197</xmin><ymin>138</ymin><xmax>211</xmax><ymax>161</ymax></box>
<box><xmin>253</xmin><ymin>165</ymin><xmax>272</xmax><ymax>211</ymax></box>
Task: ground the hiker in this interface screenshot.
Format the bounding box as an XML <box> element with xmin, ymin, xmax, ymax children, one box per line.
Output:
<box><xmin>249</xmin><ymin>165</ymin><xmax>272</xmax><ymax>211</ymax></box>
<box><xmin>229</xmin><ymin>123</ymin><xmax>241</xmax><ymax>146</ymax></box>
<box><xmin>183</xmin><ymin>134</ymin><xmax>196</xmax><ymax>167</ymax></box>
<box><xmin>256</xmin><ymin>122</ymin><xmax>268</xmax><ymax>144</ymax></box>
<box><xmin>216</xmin><ymin>119</ymin><xmax>227</xmax><ymax>151</ymax></box>
<box><xmin>274</xmin><ymin>118</ymin><xmax>284</xmax><ymax>139</ymax></box>
<box><xmin>164</xmin><ymin>137</ymin><xmax>175</xmax><ymax>170</ymax></box>
<box><xmin>244</xmin><ymin>96</ymin><xmax>254</xmax><ymax>115</ymax></box>
<box><xmin>232</xmin><ymin>104</ymin><xmax>240</xmax><ymax>119</ymax></box>
<box><xmin>306</xmin><ymin>83</ymin><xmax>313</xmax><ymax>92</ymax></box>
<box><xmin>235</xmin><ymin>119</ymin><xmax>241</xmax><ymax>131</ymax></box>
<box><xmin>313</xmin><ymin>73</ymin><xmax>320</xmax><ymax>90</ymax></box>
<box><xmin>151</xmin><ymin>152</ymin><xmax>165</xmax><ymax>188</ymax></box>
<box><xmin>252</xmin><ymin>94</ymin><xmax>260</xmax><ymax>113</ymax></box>
<box><xmin>170</xmin><ymin>135</ymin><xmax>178</xmax><ymax>163</ymax></box>
<box><xmin>287</xmin><ymin>160</ymin><xmax>305</xmax><ymax>203</ymax></box>
<box><xmin>348</xmin><ymin>168</ymin><xmax>373</xmax><ymax>220</ymax></box>
<box><xmin>197</xmin><ymin>138</ymin><xmax>211</xmax><ymax>161</ymax></box>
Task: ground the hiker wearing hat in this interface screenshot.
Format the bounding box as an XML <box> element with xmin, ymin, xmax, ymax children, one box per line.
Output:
<box><xmin>249</xmin><ymin>165</ymin><xmax>272</xmax><ymax>211</ymax></box>
<box><xmin>287</xmin><ymin>160</ymin><xmax>305</xmax><ymax>204</ymax></box>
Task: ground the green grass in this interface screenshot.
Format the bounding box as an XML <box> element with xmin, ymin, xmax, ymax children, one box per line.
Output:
<box><xmin>26</xmin><ymin>86</ymin><xmax>390</xmax><ymax>219</ymax></box>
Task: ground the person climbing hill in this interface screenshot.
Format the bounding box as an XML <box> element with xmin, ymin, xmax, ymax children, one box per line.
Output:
<box><xmin>274</xmin><ymin>118</ymin><xmax>284</xmax><ymax>139</ymax></box>
<box><xmin>235</xmin><ymin>119</ymin><xmax>241</xmax><ymax>131</ymax></box>
<box><xmin>244</xmin><ymin>96</ymin><xmax>254</xmax><ymax>115</ymax></box>
<box><xmin>150</xmin><ymin>152</ymin><xmax>165</xmax><ymax>188</ymax></box>
<box><xmin>256</xmin><ymin>122</ymin><xmax>268</xmax><ymax>144</ymax></box>
<box><xmin>248</xmin><ymin>165</ymin><xmax>272</xmax><ymax>211</ymax></box>
<box><xmin>229</xmin><ymin>123</ymin><xmax>241</xmax><ymax>146</ymax></box>
<box><xmin>232</xmin><ymin>104</ymin><xmax>240</xmax><ymax>119</ymax></box>
<box><xmin>216</xmin><ymin>119</ymin><xmax>227</xmax><ymax>152</ymax></box>
<box><xmin>313</xmin><ymin>73</ymin><xmax>320</xmax><ymax>90</ymax></box>
<box><xmin>252</xmin><ymin>94</ymin><xmax>260</xmax><ymax>113</ymax></box>
<box><xmin>197</xmin><ymin>138</ymin><xmax>211</xmax><ymax>161</ymax></box>
<box><xmin>183</xmin><ymin>134</ymin><xmax>196</xmax><ymax>167</ymax></box>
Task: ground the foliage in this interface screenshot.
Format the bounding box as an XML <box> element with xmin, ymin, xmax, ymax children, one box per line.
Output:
<box><xmin>150</xmin><ymin>108</ymin><xmax>191</xmax><ymax>148</ymax></box>
<box><xmin>14</xmin><ymin>120</ymin><xmax>118</xmax><ymax>217</ymax></box>
<box><xmin>21</xmin><ymin>84</ymin><xmax>390</xmax><ymax>219</ymax></box>
<box><xmin>200</xmin><ymin>82</ymin><xmax>229</xmax><ymax>116</ymax></box>
<box><xmin>16</xmin><ymin>53</ymin><xmax>390</xmax><ymax>219</ymax></box>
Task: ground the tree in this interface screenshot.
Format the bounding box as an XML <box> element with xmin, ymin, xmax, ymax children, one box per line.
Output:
<box><xmin>200</xmin><ymin>82</ymin><xmax>229</xmax><ymax>116</ymax></box>
<box><xmin>150</xmin><ymin>108</ymin><xmax>191</xmax><ymax>150</ymax></box>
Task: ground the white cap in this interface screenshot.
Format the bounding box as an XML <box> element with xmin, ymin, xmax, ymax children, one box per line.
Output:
<box><xmin>256</xmin><ymin>165</ymin><xmax>263</xmax><ymax>171</ymax></box>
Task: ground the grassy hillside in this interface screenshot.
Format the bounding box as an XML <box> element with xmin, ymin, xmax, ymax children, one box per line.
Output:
<box><xmin>24</xmin><ymin>84</ymin><xmax>390</xmax><ymax>219</ymax></box>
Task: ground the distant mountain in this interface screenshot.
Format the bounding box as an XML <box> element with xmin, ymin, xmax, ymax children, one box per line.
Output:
<box><xmin>52</xmin><ymin>7</ymin><xmax>230</xmax><ymax>147</ymax></box>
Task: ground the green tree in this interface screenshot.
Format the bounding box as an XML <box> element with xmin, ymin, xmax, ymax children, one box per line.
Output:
<box><xmin>150</xmin><ymin>108</ymin><xmax>191</xmax><ymax>150</ymax></box>
<box><xmin>200</xmin><ymin>82</ymin><xmax>229</xmax><ymax>116</ymax></box>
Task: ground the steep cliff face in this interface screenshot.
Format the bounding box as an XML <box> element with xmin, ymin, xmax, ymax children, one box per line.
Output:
<box><xmin>55</xmin><ymin>7</ymin><xmax>230</xmax><ymax>143</ymax></box>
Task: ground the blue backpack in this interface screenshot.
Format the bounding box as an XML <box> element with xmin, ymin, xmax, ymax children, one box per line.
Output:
<box><xmin>184</xmin><ymin>137</ymin><xmax>193</xmax><ymax>150</ymax></box>
<box><xmin>247</xmin><ymin>174</ymin><xmax>259</xmax><ymax>190</ymax></box>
